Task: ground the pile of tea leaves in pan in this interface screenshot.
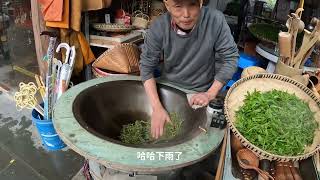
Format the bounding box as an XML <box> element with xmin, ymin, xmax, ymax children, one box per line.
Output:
<box><xmin>235</xmin><ymin>90</ymin><xmax>317</xmax><ymax>156</ymax></box>
<box><xmin>119</xmin><ymin>113</ymin><xmax>183</xmax><ymax>145</ymax></box>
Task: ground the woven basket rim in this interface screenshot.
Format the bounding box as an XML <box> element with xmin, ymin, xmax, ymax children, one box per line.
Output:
<box><xmin>224</xmin><ymin>73</ymin><xmax>320</xmax><ymax>162</ymax></box>
<box><xmin>92</xmin><ymin>23</ymin><xmax>135</xmax><ymax>32</ymax></box>
<box><xmin>92</xmin><ymin>66</ymin><xmax>127</xmax><ymax>78</ymax></box>
<box><xmin>92</xmin><ymin>66</ymin><xmax>140</xmax><ymax>78</ymax></box>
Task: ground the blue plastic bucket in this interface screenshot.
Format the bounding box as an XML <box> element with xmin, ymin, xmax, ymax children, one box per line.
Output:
<box><xmin>31</xmin><ymin>108</ymin><xmax>66</xmax><ymax>150</ymax></box>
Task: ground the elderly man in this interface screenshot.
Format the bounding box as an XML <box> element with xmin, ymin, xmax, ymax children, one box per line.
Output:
<box><xmin>140</xmin><ymin>0</ymin><xmax>239</xmax><ymax>139</ymax></box>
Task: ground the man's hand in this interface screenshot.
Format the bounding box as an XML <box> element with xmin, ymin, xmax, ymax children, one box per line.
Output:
<box><xmin>151</xmin><ymin>106</ymin><xmax>171</xmax><ymax>139</ymax></box>
<box><xmin>189</xmin><ymin>92</ymin><xmax>213</xmax><ymax>107</ymax></box>
<box><xmin>143</xmin><ymin>78</ymin><xmax>171</xmax><ymax>139</ymax></box>
<box><xmin>189</xmin><ymin>80</ymin><xmax>224</xmax><ymax>107</ymax></box>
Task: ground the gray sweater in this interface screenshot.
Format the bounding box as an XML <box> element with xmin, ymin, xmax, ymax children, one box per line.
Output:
<box><xmin>139</xmin><ymin>7</ymin><xmax>239</xmax><ymax>92</ymax></box>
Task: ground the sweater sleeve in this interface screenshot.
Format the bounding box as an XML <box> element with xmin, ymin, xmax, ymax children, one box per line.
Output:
<box><xmin>139</xmin><ymin>19</ymin><xmax>163</xmax><ymax>82</ymax></box>
<box><xmin>213</xmin><ymin>11</ymin><xmax>239</xmax><ymax>84</ymax></box>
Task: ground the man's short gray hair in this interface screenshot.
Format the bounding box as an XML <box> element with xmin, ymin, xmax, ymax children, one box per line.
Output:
<box><xmin>165</xmin><ymin>0</ymin><xmax>201</xmax><ymax>5</ymax></box>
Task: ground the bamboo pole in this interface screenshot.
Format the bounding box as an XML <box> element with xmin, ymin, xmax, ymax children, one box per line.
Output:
<box><xmin>215</xmin><ymin>129</ymin><xmax>228</xmax><ymax>180</ymax></box>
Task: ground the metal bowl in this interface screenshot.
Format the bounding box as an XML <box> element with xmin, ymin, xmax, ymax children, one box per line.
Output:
<box><xmin>53</xmin><ymin>76</ymin><xmax>224</xmax><ymax>173</ymax></box>
<box><xmin>73</xmin><ymin>80</ymin><xmax>207</xmax><ymax>148</ymax></box>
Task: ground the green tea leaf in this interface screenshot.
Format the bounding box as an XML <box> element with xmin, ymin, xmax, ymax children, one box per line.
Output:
<box><xmin>235</xmin><ymin>90</ymin><xmax>317</xmax><ymax>156</ymax></box>
<box><xmin>119</xmin><ymin>113</ymin><xmax>183</xmax><ymax>145</ymax></box>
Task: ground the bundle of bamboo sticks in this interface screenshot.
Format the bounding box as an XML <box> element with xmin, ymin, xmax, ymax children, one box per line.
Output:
<box><xmin>278</xmin><ymin>6</ymin><xmax>320</xmax><ymax>69</ymax></box>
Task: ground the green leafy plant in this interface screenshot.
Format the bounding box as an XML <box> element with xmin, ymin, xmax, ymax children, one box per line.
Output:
<box><xmin>235</xmin><ymin>90</ymin><xmax>317</xmax><ymax>156</ymax></box>
<box><xmin>248</xmin><ymin>23</ymin><xmax>303</xmax><ymax>46</ymax></box>
<box><xmin>119</xmin><ymin>113</ymin><xmax>183</xmax><ymax>145</ymax></box>
<box><xmin>248</xmin><ymin>23</ymin><xmax>285</xmax><ymax>44</ymax></box>
<box><xmin>224</xmin><ymin>0</ymin><xmax>241</xmax><ymax>17</ymax></box>
<box><xmin>265</xmin><ymin>0</ymin><xmax>277</xmax><ymax>9</ymax></box>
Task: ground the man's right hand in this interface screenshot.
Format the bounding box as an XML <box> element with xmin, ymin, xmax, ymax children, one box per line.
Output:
<box><xmin>143</xmin><ymin>78</ymin><xmax>171</xmax><ymax>139</ymax></box>
<box><xmin>151</xmin><ymin>106</ymin><xmax>171</xmax><ymax>139</ymax></box>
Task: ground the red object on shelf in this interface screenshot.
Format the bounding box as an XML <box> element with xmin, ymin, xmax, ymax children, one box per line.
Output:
<box><xmin>115</xmin><ymin>9</ymin><xmax>126</xmax><ymax>18</ymax></box>
<box><xmin>114</xmin><ymin>9</ymin><xmax>131</xmax><ymax>25</ymax></box>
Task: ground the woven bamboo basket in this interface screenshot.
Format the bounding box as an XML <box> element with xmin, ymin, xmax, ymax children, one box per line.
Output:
<box><xmin>92</xmin><ymin>43</ymin><xmax>140</xmax><ymax>74</ymax></box>
<box><xmin>132</xmin><ymin>12</ymin><xmax>149</xmax><ymax>29</ymax></box>
<box><xmin>131</xmin><ymin>10</ymin><xmax>142</xmax><ymax>22</ymax></box>
<box><xmin>224</xmin><ymin>73</ymin><xmax>320</xmax><ymax>162</ymax></box>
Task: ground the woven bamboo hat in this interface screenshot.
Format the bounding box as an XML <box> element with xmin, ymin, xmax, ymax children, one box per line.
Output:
<box><xmin>93</xmin><ymin>43</ymin><xmax>140</xmax><ymax>74</ymax></box>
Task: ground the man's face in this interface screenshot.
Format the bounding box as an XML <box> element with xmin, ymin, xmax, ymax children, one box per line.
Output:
<box><xmin>164</xmin><ymin>0</ymin><xmax>201</xmax><ymax>30</ymax></box>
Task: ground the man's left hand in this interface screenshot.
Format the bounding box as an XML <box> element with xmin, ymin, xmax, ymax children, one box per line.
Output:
<box><xmin>189</xmin><ymin>92</ymin><xmax>214</xmax><ymax>107</ymax></box>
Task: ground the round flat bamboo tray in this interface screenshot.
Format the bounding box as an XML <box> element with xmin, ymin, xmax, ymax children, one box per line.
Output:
<box><xmin>224</xmin><ymin>73</ymin><xmax>320</xmax><ymax>162</ymax></box>
<box><xmin>92</xmin><ymin>23</ymin><xmax>135</xmax><ymax>33</ymax></box>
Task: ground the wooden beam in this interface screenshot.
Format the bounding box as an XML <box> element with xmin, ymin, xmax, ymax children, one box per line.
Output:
<box><xmin>31</xmin><ymin>0</ymin><xmax>48</xmax><ymax>77</ymax></box>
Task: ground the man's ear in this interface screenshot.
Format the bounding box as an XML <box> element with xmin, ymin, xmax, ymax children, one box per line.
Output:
<box><xmin>163</xmin><ymin>0</ymin><xmax>170</xmax><ymax>11</ymax></box>
<box><xmin>199</xmin><ymin>0</ymin><xmax>203</xmax><ymax>8</ymax></box>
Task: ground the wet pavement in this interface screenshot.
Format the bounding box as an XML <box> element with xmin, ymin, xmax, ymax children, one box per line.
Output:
<box><xmin>0</xmin><ymin>23</ymin><xmax>84</xmax><ymax>179</ymax></box>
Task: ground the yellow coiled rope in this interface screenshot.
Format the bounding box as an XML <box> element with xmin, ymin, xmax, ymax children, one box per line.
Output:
<box><xmin>14</xmin><ymin>82</ymin><xmax>38</xmax><ymax>111</ymax></box>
